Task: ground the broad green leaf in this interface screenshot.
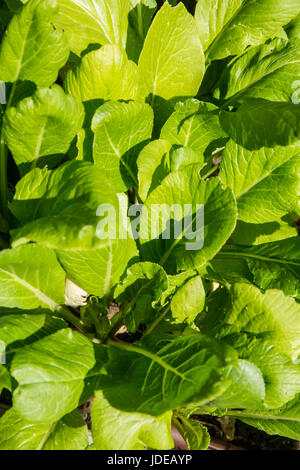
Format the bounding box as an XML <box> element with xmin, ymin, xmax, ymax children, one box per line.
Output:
<box><xmin>102</xmin><ymin>334</ymin><xmax>238</xmax><ymax>415</ymax></box>
<box><xmin>114</xmin><ymin>262</ymin><xmax>168</xmax><ymax>331</ymax></box>
<box><xmin>0</xmin><ymin>313</ymin><xmax>66</xmax><ymax>360</ymax></box>
<box><xmin>161</xmin><ymin>100</ymin><xmax>227</xmax><ymax>158</ymax></box>
<box><xmin>0</xmin><ymin>0</ymin><xmax>69</xmax><ymax>87</ymax></box>
<box><xmin>57</xmin><ymin>237</ymin><xmax>138</xmax><ymax>298</ymax></box>
<box><xmin>0</xmin><ymin>245</ymin><xmax>65</xmax><ymax>310</ymax></box>
<box><xmin>0</xmin><ymin>408</ymin><xmax>88</xmax><ymax>450</ymax></box>
<box><xmin>195</xmin><ymin>0</ymin><xmax>300</xmax><ymax>60</ymax></box>
<box><xmin>229</xmin><ymin>395</ymin><xmax>300</xmax><ymax>441</ymax></box>
<box><xmin>230</xmin><ymin>219</ymin><xmax>298</xmax><ymax>246</ymax></box>
<box><xmin>209</xmin><ymin>359</ymin><xmax>265</xmax><ymax>409</ymax></box>
<box><xmin>137</xmin><ymin>139</ymin><xmax>203</xmax><ymax>203</ymax></box>
<box><xmin>55</xmin><ymin>0</ymin><xmax>131</xmax><ymax>55</ymax></box>
<box><xmin>137</xmin><ymin>139</ymin><xmax>171</xmax><ymax>202</ymax></box>
<box><xmin>11</xmin><ymin>328</ymin><xmax>104</xmax><ymax>423</ymax></box>
<box><xmin>220</xmin><ymin>99</ymin><xmax>300</xmax><ymax>149</ymax></box>
<box><xmin>161</xmin><ymin>270</ymin><xmax>199</xmax><ymax>306</ymax></box>
<box><xmin>219</xmin><ymin>39</ymin><xmax>300</xmax><ymax>104</ymax></box>
<box><xmin>199</xmin><ymin>284</ymin><xmax>300</xmax><ymax>407</ymax></box>
<box><xmin>91</xmin><ymin>391</ymin><xmax>173</xmax><ymax>450</ymax></box>
<box><xmin>174</xmin><ymin>414</ymin><xmax>210</xmax><ymax>450</ymax></box>
<box><xmin>221</xmin><ymin>284</ymin><xmax>300</xmax><ymax>361</ymax></box>
<box><xmin>137</xmin><ymin>2</ymin><xmax>205</xmax><ymax>100</ymax></box>
<box><xmin>219</xmin><ymin>140</ymin><xmax>300</xmax><ymax>223</ymax></box>
<box><xmin>171</xmin><ymin>275</ymin><xmax>205</xmax><ymax>324</ymax></box>
<box><xmin>140</xmin><ymin>167</ymin><xmax>237</xmax><ymax>273</ymax></box>
<box><xmin>126</xmin><ymin>0</ymin><xmax>157</xmax><ymax>63</ymax></box>
<box><xmin>218</xmin><ymin>238</ymin><xmax>300</xmax><ymax>296</ymax></box>
<box><xmin>65</xmin><ymin>45</ymin><xmax>139</xmax><ymax>102</ymax></box>
<box><xmin>92</xmin><ymin>101</ymin><xmax>153</xmax><ymax>191</ymax></box>
<box><xmin>10</xmin><ymin>161</ymin><xmax>118</xmax><ymax>250</ymax></box>
<box><xmin>3</xmin><ymin>85</ymin><xmax>84</xmax><ymax>173</ymax></box>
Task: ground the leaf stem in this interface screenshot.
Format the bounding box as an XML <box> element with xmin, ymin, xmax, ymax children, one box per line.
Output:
<box><xmin>56</xmin><ymin>305</ymin><xmax>88</xmax><ymax>333</ymax></box>
<box><xmin>142</xmin><ymin>305</ymin><xmax>171</xmax><ymax>338</ymax></box>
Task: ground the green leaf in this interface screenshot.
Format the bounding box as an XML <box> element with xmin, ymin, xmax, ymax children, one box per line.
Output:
<box><xmin>91</xmin><ymin>391</ymin><xmax>173</xmax><ymax>450</ymax></box>
<box><xmin>229</xmin><ymin>395</ymin><xmax>300</xmax><ymax>441</ymax></box>
<box><xmin>55</xmin><ymin>0</ymin><xmax>131</xmax><ymax>55</ymax></box>
<box><xmin>0</xmin><ymin>313</ymin><xmax>66</xmax><ymax>360</ymax></box>
<box><xmin>114</xmin><ymin>262</ymin><xmax>168</xmax><ymax>331</ymax></box>
<box><xmin>174</xmin><ymin>414</ymin><xmax>210</xmax><ymax>450</ymax></box>
<box><xmin>57</xmin><ymin>236</ymin><xmax>138</xmax><ymax>298</ymax></box>
<box><xmin>171</xmin><ymin>275</ymin><xmax>205</xmax><ymax>324</ymax></box>
<box><xmin>220</xmin><ymin>99</ymin><xmax>300</xmax><ymax>149</ymax></box>
<box><xmin>0</xmin><ymin>408</ymin><xmax>88</xmax><ymax>450</ymax></box>
<box><xmin>11</xmin><ymin>328</ymin><xmax>104</xmax><ymax>423</ymax></box>
<box><xmin>195</xmin><ymin>0</ymin><xmax>300</xmax><ymax>60</ymax></box>
<box><xmin>137</xmin><ymin>139</ymin><xmax>171</xmax><ymax>201</ymax></box>
<box><xmin>219</xmin><ymin>39</ymin><xmax>300</xmax><ymax>104</ymax></box>
<box><xmin>10</xmin><ymin>161</ymin><xmax>118</xmax><ymax>250</ymax></box>
<box><xmin>92</xmin><ymin>100</ymin><xmax>153</xmax><ymax>191</ymax></box>
<box><xmin>218</xmin><ymin>238</ymin><xmax>300</xmax><ymax>296</ymax></box>
<box><xmin>209</xmin><ymin>359</ymin><xmax>265</xmax><ymax>409</ymax></box>
<box><xmin>161</xmin><ymin>99</ymin><xmax>227</xmax><ymax>158</ymax></box>
<box><xmin>200</xmin><ymin>284</ymin><xmax>300</xmax><ymax>407</ymax></box>
<box><xmin>0</xmin><ymin>0</ymin><xmax>69</xmax><ymax>87</ymax></box>
<box><xmin>3</xmin><ymin>85</ymin><xmax>84</xmax><ymax>173</ymax></box>
<box><xmin>64</xmin><ymin>45</ymin><xmax>139</xmax><ymax>102</ymax></box>
<box><xmin>126</xmin><ymin>0</ymin><xmax>157</xmax><ymax>63</ymax></box>
<box><xmin>0</xmin><ymin>245</ymin><xmax>65</xmax><ymax>310</ymax></box>
<box><xmin>230</xmin><ymin>218</ymin><xmax>298</xmax><ymax>246</ymax></box>
<box><xmin>137</xmin><ymin>2</ymin><xmax>204</xmax><ymax>100</ymax></box>
<box><xmin>219</xmin><ymin>139</ymin><xmax>300</xmax><ymax>223</ymax></box>
<box><xmin>103</xmin><ymin>334</ymin><xmax>237</xmax><ymax>415</ymax></box>
<box><xmin>140</xmin><ymin>167</ymin><xmax>237</xmax><ymax>273</ymax></box>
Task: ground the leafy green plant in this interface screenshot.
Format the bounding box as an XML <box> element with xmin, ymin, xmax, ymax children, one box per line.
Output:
<box><xmin>0</xmin><ymin>0</ymin><xmax>300</xmax><ymax>450</ymax></box>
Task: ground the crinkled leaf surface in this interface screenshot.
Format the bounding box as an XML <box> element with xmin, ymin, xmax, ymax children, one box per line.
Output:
<box><xmin>218</xmin><ymin>238</ymin><xmax>300</xmax><ymax>296</ymax></box>
<box><xmin>161</xmin><ymin>99</ymin><xmax>227</xmax><ymax>158</ymax></box>
<box><xmin>3</xmin><ymin>85</ymin><xmax>84</xmax><ymax>172</ymax></box>
<box><xmin>219</xmin><ymin>139</ymin><xmax>300</xmax><ymax>223</ymax></box>
<box><xmin>200</xmin><ymin>284</ymin><xmax>300</xmax><ymax>407</ymax></box>
<box><xmin>195</xmin><ymin>0</ymin><xmax>300</xmax><ymax>60</ymax></box>
<box><xmin>220</xmin><ymin>99</ymin><xmax>300</xmax><ymax>149</ymax></box>
<box><xmin>65</xmin><ymin>45</ymin><xmax>139</xmax><ymax>101</ymax></box>
<box><xmin>174</xmin><ymin>414</ymin><xmax>210</xmax><ymax>450</ymax></box>
<box><xmin>219</xmin><ymin>39</ymin><xmax>300</xmax><ymax>104</ymax></box>
<box><xmin>55</xmin><ymin>0</ymin><xmax>131</xmax><ymax>55</ymax></box>
<box><xmin>92</xmin><ymin>100</ymin><xmax>153</xmax><ymax>191</ymax></box>
<box><xmin>0</xmin><ymin>0</ymin><xmax>69</xmax><ymax>87</ymax></box>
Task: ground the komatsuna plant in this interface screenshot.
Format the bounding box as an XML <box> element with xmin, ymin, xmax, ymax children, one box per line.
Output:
<box><xmin>0</xmin><ymin>0</ymin><xmax>300</xmax><ymax>450</ymax></box>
